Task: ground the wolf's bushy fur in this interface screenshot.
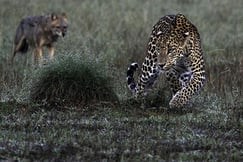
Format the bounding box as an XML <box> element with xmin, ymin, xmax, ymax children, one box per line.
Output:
<box><xmin>10</xmin><ymin>12</ymin><xmax>68</xmax><ymax>66</ymax></box>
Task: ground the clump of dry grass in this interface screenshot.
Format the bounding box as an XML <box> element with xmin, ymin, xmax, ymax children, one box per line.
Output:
<box><xmin>30</xmin><ymin>55</ymin><xmax>118</xmax><ymax>106</ymax></box>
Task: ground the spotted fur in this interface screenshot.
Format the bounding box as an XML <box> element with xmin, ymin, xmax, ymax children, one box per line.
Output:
<box><xmin>127</xmin><ymin>14</ymin><xmax>206</xmax><ymax>108</ymax></box>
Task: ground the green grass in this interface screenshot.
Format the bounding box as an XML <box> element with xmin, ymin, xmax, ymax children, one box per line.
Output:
<box><xmin>0</xmin><ymin>101</ymin><xmax>241</xmax><ymax>161</ymax></box>
<box><xmin>30</xmin><ymin>54</ymin><xmax>118</xmax><ymax>106</ymax></box>
<box><xmin>0</xmin><ymin>0</ymin><xmax>242</xmax><ymax>161</ymax></box>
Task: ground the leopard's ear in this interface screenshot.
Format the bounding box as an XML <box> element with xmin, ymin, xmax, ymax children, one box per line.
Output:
<box><xmin>51</xmin><ymin>12</ymin><xmax>57</xmax><ymax>21</ymax></box>
<box><xmin>176</xmin><ymin>13</ymin><xmax>186</xmax><ymax>18</ymax></box>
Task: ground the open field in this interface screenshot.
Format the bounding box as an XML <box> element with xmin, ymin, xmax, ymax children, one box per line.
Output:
<box><xmin>0</xmin><ymin>0</ymin><xmax>242</xmax><ymax>161</ymax></box>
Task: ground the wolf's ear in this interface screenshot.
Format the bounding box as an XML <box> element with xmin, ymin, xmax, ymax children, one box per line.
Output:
<box><xmin>61</xmin><ymin>12</ymin><xmax>68</xmax><ymax>23</ymax></box>
<box><xmin>51</xmin><ymin>12</ymin><xmax>57</xmax><ymax>21</ymax></box>
<box><xmin>61</xmin><ymin>12</ymin><xmax>67</xmax><ymax>19</ymax></box>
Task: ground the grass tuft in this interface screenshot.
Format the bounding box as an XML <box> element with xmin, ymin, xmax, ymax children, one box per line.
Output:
<box><xmin>30</xmin><ymin>55</ymin><xmax>118</xmax><ymax>106</ymax></box>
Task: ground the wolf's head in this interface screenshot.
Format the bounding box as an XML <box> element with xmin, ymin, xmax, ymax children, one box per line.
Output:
<box><xmin>48</xmin><ymin>12</ymin><xmax>68</xmax><ymax>38</ymax></box>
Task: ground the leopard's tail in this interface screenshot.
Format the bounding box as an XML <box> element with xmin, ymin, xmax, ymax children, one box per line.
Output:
<box><xmin>126</xmin><ymin>62</ymin><xmax>138</xmax><ymax>91</ymax></box>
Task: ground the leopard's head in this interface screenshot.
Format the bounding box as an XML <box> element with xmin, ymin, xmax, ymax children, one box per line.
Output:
<box><xmin>159</xmin><ymin>14</ymin><xmax>191</xmax><ymax>71</ymax></box>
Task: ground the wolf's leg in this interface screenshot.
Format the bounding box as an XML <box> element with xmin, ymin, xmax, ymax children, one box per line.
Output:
<box><xmin>9</xmin><ymin>36</ymin><xmax>25</xmax><ymax>65</ymax></box>
<box><xmin>35</xmin><ymin>47</ymin><xmax>43</xmax><ymax>66</ymax></box>
<box><xmin>9</xmin><ymin>47</ymin><xmax>17</xmax><ymax>65</ymax></box>
<box><xmin>31</xmin><ymin>49</ymin><xmax>36</xmax><ymax>66</ymax></box>
<box><xmin>47</xmin><ymin>46</ymin><xmax>55</xmax><ymax>61</ymax></box>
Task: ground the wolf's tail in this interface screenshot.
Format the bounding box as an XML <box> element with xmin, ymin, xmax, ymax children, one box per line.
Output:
<box><xmin>15</xmin><ymin>23</ymin><xmax>29</xmax><ymax>53</ymax></box>
<box><xmin>126</xmin><ymin>62</ymin><xmax>138</xmax><ymax>91</ymax></box>
<box><xmin>18</xmin><ymin>38</ymin><xmax>28</xmax><ymax>53</ymax></box>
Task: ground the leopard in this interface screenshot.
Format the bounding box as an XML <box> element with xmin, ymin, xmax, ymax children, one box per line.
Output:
<box><xmin>126</xmin><ymin>13</ymin><xmax>206</xmax><ymax>108</ymax></box>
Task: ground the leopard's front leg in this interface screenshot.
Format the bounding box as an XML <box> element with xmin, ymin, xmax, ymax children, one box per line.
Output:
<box><xmin>169</xmin><ymin>73</ymin><xmax>205</xmax><ymax>108</ymax></box>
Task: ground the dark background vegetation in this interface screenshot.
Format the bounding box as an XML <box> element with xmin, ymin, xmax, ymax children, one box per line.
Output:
<box><xmin>0</xmin><ymin>0</ymin><xmax>242</xmax><ymax>161</ymax></box>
